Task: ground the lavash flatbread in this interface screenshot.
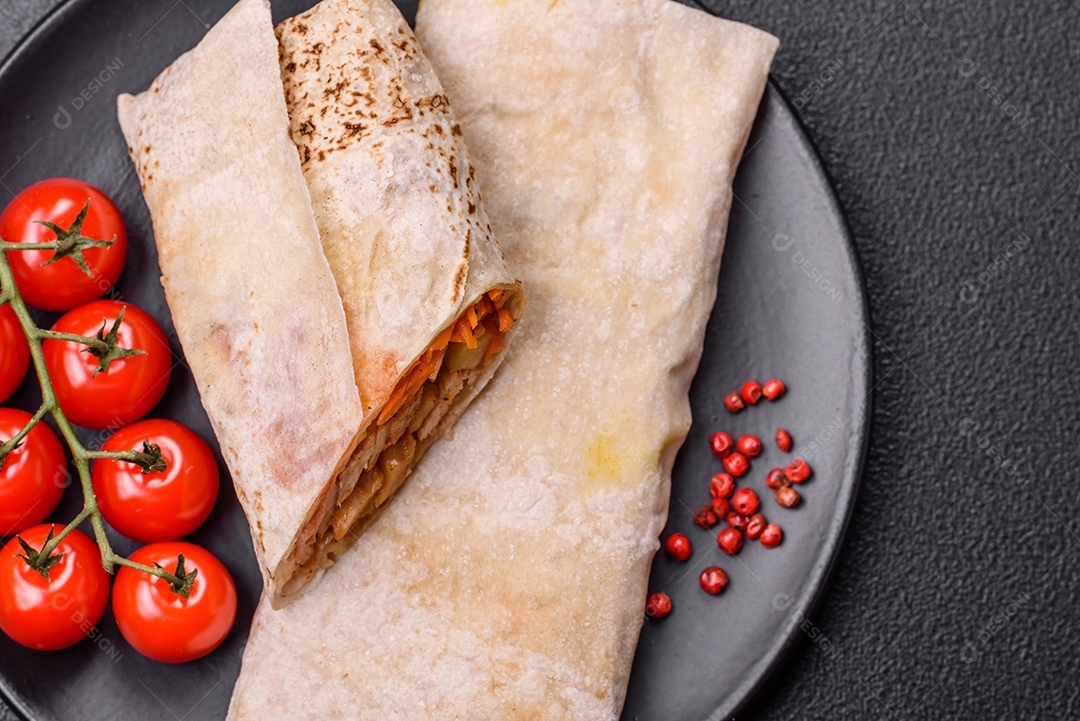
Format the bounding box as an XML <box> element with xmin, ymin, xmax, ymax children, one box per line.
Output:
<box><xmin>270</xmin><ymin>0</ymin><xmax>524</xmax><ymax>604</ymax></box>
<box><xmin>117</xmin><ymin>0</ymin><xmax>522</xmax><ymax>607</ymax></box>
<box><xmin>116</xmin><ymin>0</ymin><xmax>363</xmax><ymax>605</ymax></box>
<box><xmin>229</xmin><ymin>0</ymin><xmax>776</xmax><ymax>716</ymax></box>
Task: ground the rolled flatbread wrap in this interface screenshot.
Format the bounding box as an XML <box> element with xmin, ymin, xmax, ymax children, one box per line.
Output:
<box><xmin>228</xmin><ymin>0</ymin><xmax>776</xmax><ymax>716</ymax></box>
<box><xmin>117</xmin><ymin>0</ymin><xmax>522</xmax><ymax>607</ymax></box>
<box><xmin>273</xmin><ymin>0</ymin><xmax>523</xmax><ymax>603</ymax></box>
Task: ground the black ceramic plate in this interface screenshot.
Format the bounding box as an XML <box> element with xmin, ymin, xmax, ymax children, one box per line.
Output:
<box><xmin>0</xmin><ymin>2</ymin><xmax>870</xmax><ymax>720</ymax></box>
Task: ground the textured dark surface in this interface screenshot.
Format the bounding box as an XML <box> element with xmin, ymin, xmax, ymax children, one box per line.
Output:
<box><xmin>1</xmin><ymin>1</ymin><xmax>1077</xmax><ymax>720</ymax></box>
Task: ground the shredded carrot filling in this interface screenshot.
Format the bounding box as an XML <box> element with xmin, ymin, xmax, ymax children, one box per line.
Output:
<box><xmin>378</xmin><ymin>347</ymin><xmax>443</xmax><ymax>425</ymax></box>
<box><xmin>497</xmin><ymin>307</ymin><xmax>514</xmax><ymax>332</ymax></box>
<box><xmin>451</xmin><ymin>316</ymin><xmax>477</xmax><ymax>348</ymax></box>
<box><xmin>484</xmin><ymin>333</ymin><xmax>505</xmax><ymax>361</ymax></box>
<box><xmin>431</xmin><ymin>325</ymin><xmax>453</xmax><ymax>352</ymax></box>
<box><xmin>377</xmin><ymin>291</ymin><xmax>515</xmax><ymax>426</ymax></box>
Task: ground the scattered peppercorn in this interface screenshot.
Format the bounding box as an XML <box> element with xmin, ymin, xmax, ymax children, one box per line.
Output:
<box><xmin>740</xmin><ymin>380</ymin><xmax>763</xmax><ymax>405</ymax></box>
<box><xmin>731</xmin><ymin>487</ymin><xmax>760</xmax><ymax>516</ymax></box>
<box><xmin>745</xmin><ymin>513</ymin><xmax>767</xmax><ymax>541</ymax></box>
<box><xmin>723</xmin><ymin>451</ymin><xmax>749</xmax><ymax>477</ymax></box>
<box><xmin>762</xmin><ymin>378</ymin><xmax>786</xmax><ymax>401</ymax></box>
<box><xmin>724</xmin><ymin>392</ymin><xmax>745</xmax><ymax>414</ymax></box>
<box><xmin>646</xmin><ymin>592</ymin><xmax>673</xmax><ymax>619</ymax></box>
<box><xmin>760</xmin><ymin>524</ymin><xmax>783</xmax><ymax>548</ymax></box>
<box><xmin>709</xmin><ymin>472</ymin><xmax>735</xmax><ymax>499</ymax></box>
<box><xmin>765</xmin><ymin>467</ymin><xmax>790</xmax><ymax>491</ymax></box>
<box><xmin>669</xmin><ymin>376</ymin><xmax>800</xmax><ymax>588</ymax></box>
<box><xmin>775</xmin><ymin>485</ymin><xmax>801</xmax><ymax>508</ymax></box>
<box><xmin>710</xmin><ymin>431</ymin><xmax>734</xmax><ymax>458</ymax></box>
<box><xmin>694</xmin><ymin>505</ymin><xmax>719</xmax><ymax>529</ymax></box>
<box><xmin>664</xmin><ymin>533</ymin><xmax>692</xmax><ymax>562</ymax></box>
<box><xmin>785</xmin><ymin>458</ymin><xmax>812</xmax><ymax>484</ymax></box>
<box><xmin>775</xmin><ymin>427</ymin><xmax>792</xmax><ymax>453</ymax></box>
<box><xmin>717</xmin><ymin>527</ymin><xmax>744</xmax><ymax>555</ymax></box>
<box><xmin>699</xmin><ymin>566</ymin><xmax>729</xmax><ymax>595</ymax></box>
<box><xmin>725</xmin><ymin>512</ymin><xmax>749</xmax><ymax>531</ymax></box>
<box><xmin>736</xmin><ymin>434</ymin><xmax>762</xmax><ymax>458</ymax></box>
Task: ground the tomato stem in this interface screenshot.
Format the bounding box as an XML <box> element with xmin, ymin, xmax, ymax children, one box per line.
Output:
<box><xmin>112</xmin><ymin>556</ymin><xmax>192</xmax><ymax>597</ymax></box>
<box><xmin>0</xmin><ymin>247</ymin><xmax>184</xmax><ymax>594</ymax></box>
<box><xmin>0</xmin><ymin>402</ymin><xmax>48</xmax><ymax>467</ymax></box>
<box><xmin>86</xmin><ymin>445</ymin><xmax>168</xmax><ymax>473</ymax></box>
<box><xmin>0</xmin><ymin>241</ymin><xmax>62</xmax><ymax>251</ymax></box>
<box><xmin>33</xmin><ymin>506</ymin><xmax>93</xmax><ymax>559</ymax></box>
<box><xmin>37</xmin><ymin>328</ymin><xmax>109</xmax><ymax>348</ymax></box>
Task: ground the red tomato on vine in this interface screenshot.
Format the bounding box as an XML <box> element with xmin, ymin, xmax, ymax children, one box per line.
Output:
<box><xmin>0</xmin><ymin>178</ymin><xmax>127</xmax><ymax>312</ymax></box>
<box><xmin>0</xmin><ymin>525</ymin><xmax>109</xmax><ymax>651</ymax></box>
<box><xmin>43</xmin><ymin>300</ymin><xmax>172</xmax><ymax>429</ymax></box>
<box><xmin>93</xmin><ymin>419</ymin><xmax>219</xmax><ymax>542</ymax></box>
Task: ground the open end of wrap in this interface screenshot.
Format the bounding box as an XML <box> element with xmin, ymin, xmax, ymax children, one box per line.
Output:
<box><xmin>272</xmin><ymin>285</ymin><xmax>523</xmax><ymax>604</ymax></box>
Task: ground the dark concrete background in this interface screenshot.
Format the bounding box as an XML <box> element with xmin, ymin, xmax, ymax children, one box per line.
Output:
<box><xmin>2</xmin><ymin>1</ymin><xmax>1077</xmax><ymax>719</ymax></box>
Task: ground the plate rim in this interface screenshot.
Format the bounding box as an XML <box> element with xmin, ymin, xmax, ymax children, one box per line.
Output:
<box><xmin>707</xmin><ymin>79</ymin><xmax>874</xmax><ymax>721</ymax></box>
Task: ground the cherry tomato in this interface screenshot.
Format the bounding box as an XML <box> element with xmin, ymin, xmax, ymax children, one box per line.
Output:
<box><xmin>43</xmin><ymin>300</ymin><xmax>172</xmax><ymax>429</ymax></box>
<box><xmin>0</xmin><ymin>178</ymin><xmax>127</xmax><ymax>312</ymax></box>
<box><xmin>0</xmin><ymin>304</ymin><xmax>30</xmax><ymax>403</ymax></box>
<box><xmin>0</xmin><ymin>408</ymin><xmax>67</xmax><ymax>535</ymax></box>
<box><xmin>93</xmin><ymin>419</ymin><xmax>218</xmax><ymax>542</ymax></box>
<box><xmin>0</xmin><ymin>525</ymin><xmax>109</xmax><ymax>650</ymax></box>
<box><xmin>112</xmin><ymin>542</ymin><xmax>236</xmax><ymax>663</ymax></box>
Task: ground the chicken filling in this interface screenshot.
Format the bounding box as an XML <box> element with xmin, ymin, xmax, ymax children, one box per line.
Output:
<box><xmin>278</xmin><ymin>289</ymin><xmax>516</xmax><ymax>597</ymax></box>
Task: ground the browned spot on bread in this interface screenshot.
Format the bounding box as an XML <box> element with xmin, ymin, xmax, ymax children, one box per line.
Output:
<box><xmin>359</xmin><ymin>351</ymin><xmax>403</xmax><ymax>414</ymax></box>
<box><xmin>324</xmin><ymin>79</ymin><xmax>348</xmax><ymax>100</ymax></box>
<box><xmin>449</xmin><ymin>229</ymin><xmax>471</xmax><ymax>305</ymax></box>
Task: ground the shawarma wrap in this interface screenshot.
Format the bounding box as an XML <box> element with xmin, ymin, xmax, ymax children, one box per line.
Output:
<box><xmin>117</xmin><ymin>0</ymin><xmax>522</xmax><ymax>607</ymax></box>
<box><xmin>228</xmin><ymin>0</ymin><xmax>776</xmax><ymax>717</ymax></box>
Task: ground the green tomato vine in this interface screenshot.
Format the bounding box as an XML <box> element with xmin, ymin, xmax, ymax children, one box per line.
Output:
<box><xmin>0</xmin><ymin>201</ymin><xmax>196</xmax><ymax>597</ymax></box>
